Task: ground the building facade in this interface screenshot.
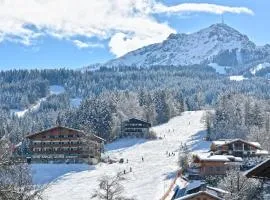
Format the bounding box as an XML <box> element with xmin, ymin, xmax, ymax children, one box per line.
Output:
<box><xmin>121</xmin><ymin>118</ymin><xmax>151</xmax><ymax>138</ymax></box>
<box><xmin>175</xmin><ymin>191</ymin><xmax>223</xmax><ymax>200</ymax></box>
<box><xmin>191</xmin><ymin>154</ymin><xmax>242</xmax><ymax>176</ymax></box>
<box><xmin>210</xmin><ymin>139</ymin><xmax>268</xmax><ymax>158</ymax></box>
<box><xmin>25</xmin><ymin>126</ymin><xmax>105</xmax><ymax>163</ymax></box>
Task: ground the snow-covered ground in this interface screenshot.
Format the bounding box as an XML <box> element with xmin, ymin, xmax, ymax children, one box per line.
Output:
<box><xmin>229</xmin><ymin>75</ymin><xmax>247</xmax><ymax>81</ymax></box>
<box><xmin>250</xmin><ymin>62</ymin><xmax>270</xmax><ymax>75</ymax></box>
<box><xmin>42</xmin><ymin>111</ymin><xmax>208</xmax><ymax>200</ymax></box>
<box><xmin>11</xmin><ymin>85</ymin><xmax>65</xmax><ymax>117</ymax></box>
<box><xmin>49</xmin><ymin>85</ymin><xmax>65</xmax><ymax>95</ymax></box>
<box><xmin>208</xmin><ymin>63</ymin><xmax>229</xmax><ymax>75</ymax></box>
<box><xmin>31</xmin><ymin>164</ymin><xmax>90</xmax><ymax>185</ymax></box>
<box><xmin>70</xmin><ymin>98</ymin><xmax>82</xmax><ymax>108</ymax></box>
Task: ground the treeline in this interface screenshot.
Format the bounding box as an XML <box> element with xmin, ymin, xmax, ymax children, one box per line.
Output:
<box><xmin>1</xmin><ymin>65</ymin><xmax>270</xmax><ymax>143</ymax></box>
<box><xmin>207</xmin><ymin>93</ymin><xmax>270</xmax><ymax>150</ymax></box>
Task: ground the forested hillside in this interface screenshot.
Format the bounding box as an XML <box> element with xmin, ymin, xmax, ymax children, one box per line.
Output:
<box><xmin>1</xmin><ymin>66</ymin><xmax>270</xmax><ymax>144</ymax></box>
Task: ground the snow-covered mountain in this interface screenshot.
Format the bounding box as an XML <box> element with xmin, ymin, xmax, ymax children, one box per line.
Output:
<box><xmin>103</xmin><ymin>23</ymin><xmax>270</xmax><ymax>68</ymax></box>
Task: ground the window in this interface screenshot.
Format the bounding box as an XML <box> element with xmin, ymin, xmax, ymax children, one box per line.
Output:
<box><xmin>68</xmin><ymin>134</ymin><xmax>74</xmax><ymax>138</ymax></box>
<box><xmin>50</xmin><ymin>135</ymin><xmax>55</xmax><ymax>139</ymax></box>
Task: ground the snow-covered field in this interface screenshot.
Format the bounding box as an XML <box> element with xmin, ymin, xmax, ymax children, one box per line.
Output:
<box><xmin>42</xmin><ymin>111</ymin><xmax>208</xmax><ymax>200</ymax></box>
<box><xmin>229</xmin><ymin>75</ymin><xmax>247</xmax><ymax>81</ymax></box>
<box><xmin>250</xmin><ymin>62</ymin><xmax>270</xmax><ymax>75</ymax></box>
<box><xmin>208</xmin><ymin>63</ymin><xmax>229</xmax><ymax>75</ymax></box>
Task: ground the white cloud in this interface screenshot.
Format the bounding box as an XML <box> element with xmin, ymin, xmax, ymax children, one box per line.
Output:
<box><xmin>0</xmin><ymin>0</ymin><xmax>254</xmax><ymax>57</ymax></box>
<box><xmin>72</xmin><ymin>40</ymin><xmax>104</xmax><ymax>49</ymax></box>
<box><xmin>152</xmin><ymin>3</ymin><xmax>254</xmax><ymax>15</ymax></box>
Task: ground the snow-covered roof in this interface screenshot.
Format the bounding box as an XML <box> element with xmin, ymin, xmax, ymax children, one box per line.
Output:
<box><xmin>212</xmin><ymin>140</ymin><xmax>228</xmax><ymax>146</ymax></box>
<box><xmin>185</xmin><ymin>180</ymin><xmax>204</xmax><ymax>192</ymax></box>
<box><xmin>195</xmin><ymin>153</ymin><xmax>243</xmax><ymax>162</ymax></box>
<box><xmin>212</xmin><ymin>139</ymin><xmax>262</xmax><ymax>149</ymax></box>
<box><xmin>173</xmin><ymin>179</ymin><xmax>227</xmax><ymax>200</ymax></box>
<box><xmin>256</xmin><ymin>149</ymin><xmax>269</xmax><ymax>155</ymax></box>
<box><xmin>25</xmin><ymin>126</ymin><xmax>105</xmax><ymax>142</ymax></box>
<box><xmin>207</xmin><ymin>186</ymin><xmax>229</xmax><ymax>194</ymax></box>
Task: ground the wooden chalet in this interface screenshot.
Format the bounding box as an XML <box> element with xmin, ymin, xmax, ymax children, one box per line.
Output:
<box><xmin>25</xmin><ymin>126</ymin><xmax>105</xmax><ymax>163</ymax></box>
<box><xmin>175</xmin><ymin>191</ymin><xmax>223</xmax><ymax>200</ymax></box>
<box><xmin>245</xmin><ymin>158</ymin><xmax>270</xmax><ymax>180</ymax></box>
<box><xmin>121</xmin><ymin>118</ymin><xmax>151</xmax><ymax>138</ymax></box>
<box><xmin>191</xmin><ymin>153</ymin><xmax>242</xmax><ymax>176</ymax></box>
<box><xmin>210</xmin><ymin>139</ymin><xmax>268</xmax><ymax>158</ymax></box>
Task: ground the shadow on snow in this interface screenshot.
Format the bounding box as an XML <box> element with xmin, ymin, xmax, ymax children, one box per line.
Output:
<box><xmin>31</xmin><ymin>164</ymin><xmax>95</xmax><ymax>185</ymax></box>
<box><xmin>105</xmin><ymin>138</ymin><xmax>148</xmax><ymax>151</ymax></box>
<box><xmin>186</xmin><ymin>130</ymin><xmax>211</xmax><ymax>152</ymax></box>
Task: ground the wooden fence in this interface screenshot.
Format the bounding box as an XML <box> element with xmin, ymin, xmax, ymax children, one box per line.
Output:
<box><xmin>160</xmin><ymin>169</ymin><xmax>182</xmax><ymax>200</ymax></box>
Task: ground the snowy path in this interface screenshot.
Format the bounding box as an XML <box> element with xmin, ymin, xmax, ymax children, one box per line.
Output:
<box><xmin>43</xmin><ymin>111</ymin><xmax>207</xmax><ymax>200</ymax></box>
<box><xmin>11</xmin><ymin>85</ymin><xmax>66</xmax><ymax>117</ymax></box>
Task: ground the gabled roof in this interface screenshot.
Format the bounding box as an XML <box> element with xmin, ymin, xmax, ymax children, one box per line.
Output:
<box><xmin>25</xmin><ymin>126</ymin><xmax>105</xmax><ymax>142</ymax></box>
<box><xmin>25</xmin><ymin>126</ymin><xmax>82</xmax><ymax>138</ymax></box>
<box><xmin>89</xmin><ymin>134</ymin><xmax>106</xmax><ymax>142</ymax></box>
<box><xmin>245</xmin><ymin>158</ymin><xmax>270</xmax><ymax>180</ymax></box>
<box><xmin>176</xmin><ymin>191</ymin><xmax>223</xmax><ymax>200</ymax></box>
<box><xmin>124</xmin><ymin>118</ymin><xmax>151</xmax><ymax>126</ymax></box>
<box><xmin>212</xmin><ymin>139</ymin><xmax>262</xmax><ymax>149</ymax></box>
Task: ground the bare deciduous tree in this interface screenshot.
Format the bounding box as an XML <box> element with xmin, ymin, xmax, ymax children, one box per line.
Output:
<box><xmin>91</xmin><ymin>172</ymin><xmax>135</xmax><ymax>200</ymax></box>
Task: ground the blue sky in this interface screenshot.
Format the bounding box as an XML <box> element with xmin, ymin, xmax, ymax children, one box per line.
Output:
<box><xmin>0</xmin><ymin>0</ymin><xmax>269</xmax><ymax>70</ymax></box>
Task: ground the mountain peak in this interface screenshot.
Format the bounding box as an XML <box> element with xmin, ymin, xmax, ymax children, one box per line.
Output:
<box><xmin>200</xmin><ymin>23</ymin><xmax>247</xmax><ymax>39</ymax></box>
<box><xmin>104</xmin><ymin>23</ymin><xmax>267</xmax><ymax>68</ymax></box>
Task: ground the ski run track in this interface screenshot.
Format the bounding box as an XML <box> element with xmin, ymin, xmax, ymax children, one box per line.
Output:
<box><xmin>41</xmin><ymin>110</ymin><xmax>210</xmax><ymax>200</ymax></box>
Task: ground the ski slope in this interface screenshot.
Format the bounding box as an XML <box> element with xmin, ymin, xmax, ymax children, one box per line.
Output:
<box><xmin>43</xmin><ymin>111</ymin><xmax>208</xmax><ymax>200</ymax></box>
<box><xmin>11</xmin><ymin>85</ymin><xmax>66</xmax><ymax>117</ymax></box>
